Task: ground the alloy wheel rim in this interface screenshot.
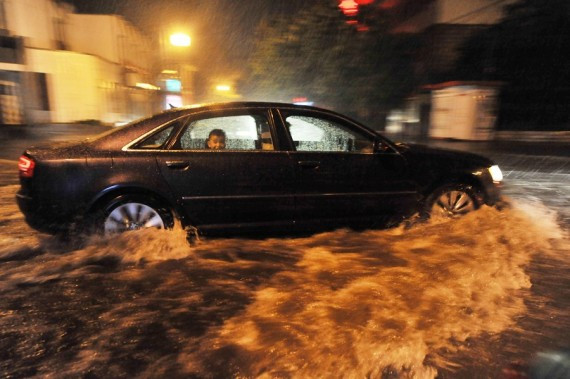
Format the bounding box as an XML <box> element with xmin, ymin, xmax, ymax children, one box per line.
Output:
<box><xmin>104</xmin><ymin>202</ymin><xmax>165</xmax><ymax>234</ymax></box>
<box><xmin>431</xmin><ymin>190</ymin><xmax>475</xmax><ymax>217</ymax></box>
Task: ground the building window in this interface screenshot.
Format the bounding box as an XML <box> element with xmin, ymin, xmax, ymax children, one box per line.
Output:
<box><xmin>35</xmin><ymin>73</ymin><xmax>50</xmax><ymax>111</ymax></box>
<box><xmin>0</xmin><ymin>36</ymin><xmax>18</xmax><ymax>63</ymax></box>
<box><xmin>54</xmin><ymin>18</ymin><xmax>67</xmax><ymax>50</ymax></box>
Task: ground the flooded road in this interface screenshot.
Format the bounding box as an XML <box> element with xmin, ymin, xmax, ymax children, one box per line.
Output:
<box><xmin>0</xmin><ymin>145</ymin><xmax>569</xmax><ymax>377</ymax></box>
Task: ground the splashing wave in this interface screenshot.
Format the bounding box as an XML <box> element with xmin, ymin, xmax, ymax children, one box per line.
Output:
<box><xmin>0</xmin><ymin>187</ymin><xmax>566</xmax><ymax>377</ymax></box>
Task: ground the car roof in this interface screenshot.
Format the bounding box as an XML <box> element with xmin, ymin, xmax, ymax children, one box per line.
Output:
<box><xmin>158</xmin><ymin>101</ymin><xmax>372</xmax><ymax>130</ymax></box>
<box><xmin>159</xmin><ymin>101</ymin><xmax>336</xmax><ymax>116</ymax></box>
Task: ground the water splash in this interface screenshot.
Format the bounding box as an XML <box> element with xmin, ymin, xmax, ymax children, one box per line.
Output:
<box><xmin>172</xmin><ymin>206</ymin><xmax>556</xmax><ymax>378</ymax></box>
<box><xmin>0</xmin><ymin>182</ymin><xmax>566</xmax><ymax>377</ymax></box>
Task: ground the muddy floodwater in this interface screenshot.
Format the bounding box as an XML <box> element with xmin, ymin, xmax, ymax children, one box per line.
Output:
<box><xmin>0</xmin><ymin>163</ymin><xmax>569</xmax><ymax>377</ymax></box>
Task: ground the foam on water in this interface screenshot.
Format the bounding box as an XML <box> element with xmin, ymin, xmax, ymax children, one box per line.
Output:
<box><xmin>0</xmin><ymin>227</ymin><xmax>193</xmax><ymax>292</ymax></box>
<box><xmin>174</xmin><ymin>206</ymin><xmax>560</xmax><ymax>378</ymax></box>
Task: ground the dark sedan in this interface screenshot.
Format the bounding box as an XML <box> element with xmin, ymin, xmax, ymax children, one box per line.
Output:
<box><xmin>16</xmin><ymin>102</ymin><xmax>503</xmax><ymax>236</ymax></box>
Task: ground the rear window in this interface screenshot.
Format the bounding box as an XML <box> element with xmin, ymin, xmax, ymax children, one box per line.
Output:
<box><xmin>132</xmin><ymin>117</ymin><xmax>187</xmax><ymax>149</ymax></box>
<box><xmin>175</xmin><ymin>113</ymin><xmax>274</xmax><ymax>151</ymax></box>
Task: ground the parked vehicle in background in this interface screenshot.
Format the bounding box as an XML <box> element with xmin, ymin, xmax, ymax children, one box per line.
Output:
<box><xmin>16</xmin><ymin>102</ymin><xmax>503</xmax><ymax>236</ymax></box>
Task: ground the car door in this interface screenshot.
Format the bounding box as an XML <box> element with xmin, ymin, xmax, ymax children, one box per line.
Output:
<box><xmin>154</xmin><ymin>108</ymin><xmax>296</xmax><ymax>233</ymax></box>
<box><xmin>276</xmin><ymin>108</ymin><xmax>418</xmax><ymax>230</ymax></box>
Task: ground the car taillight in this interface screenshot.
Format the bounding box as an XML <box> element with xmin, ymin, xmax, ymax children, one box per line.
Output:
<box><xmin>18</xmin><ymin>155</ymin><xmax>36</xmax><ymax>178</ymax></box>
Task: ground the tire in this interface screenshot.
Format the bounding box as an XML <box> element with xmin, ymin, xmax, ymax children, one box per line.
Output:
<box><xmin>98</xmin><ymin>194</ymin><xmax>174</xmax><ymax>235</ymax></box>
<box><xmin>423</xmin><ymin>183</ymin><xmax>480</xmax><ymax>219</ymax></box>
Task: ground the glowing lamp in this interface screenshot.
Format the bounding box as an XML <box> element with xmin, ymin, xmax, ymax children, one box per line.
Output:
<box><xmin>169</xmin><ymin>33</ymin><xmax>191</xmax><ymax>47</ymax></box>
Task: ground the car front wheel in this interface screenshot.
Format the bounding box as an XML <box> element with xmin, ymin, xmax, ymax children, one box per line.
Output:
<box><xmin>424</xmin><ymin>184</ymin><xmax>480</xmax><ymax>219</ymax></box>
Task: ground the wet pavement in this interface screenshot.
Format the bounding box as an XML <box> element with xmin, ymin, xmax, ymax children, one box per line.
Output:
<box><xmin>0</xmin><ymin>124</ymin><xmax>569</xmax><ymax>378</ymax></box>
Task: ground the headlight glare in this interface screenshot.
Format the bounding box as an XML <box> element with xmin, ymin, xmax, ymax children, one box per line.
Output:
<box><xmin>489</xmin><ymin>165</ymin><xmax>503</xmax><ymax>182</ymax></box>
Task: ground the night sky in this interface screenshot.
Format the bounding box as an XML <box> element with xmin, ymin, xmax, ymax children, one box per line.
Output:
<box><xmin>64</xmin><ymin>0</ymin><xmax>308</xmax><ymax>76</ymax></box>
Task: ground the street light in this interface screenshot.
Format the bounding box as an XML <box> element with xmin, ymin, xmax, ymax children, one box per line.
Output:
<box><xmin>160</xmin><ymin>30</ymin><xmax>194</xmax><ymax>108</ymax></box>
<box><xmin>169</xmin><ymin>33</ymin><xmax>191</xmax><ymax>47</ymax></box>
<box><xmin>216</xmin><ymin>85</ymin><xmax>231</xmax><ymax>92</ymax></box>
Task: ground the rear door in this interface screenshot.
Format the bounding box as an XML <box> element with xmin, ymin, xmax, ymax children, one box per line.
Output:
<box><xmin>154</xmin><ymin>108</ymin><xmax>296</xmax><ymax>232</ymax></box>
<box><xmin>276</xmin><ymin>108</ymin><xmax>418</xmax><ymax>230</ymax></box>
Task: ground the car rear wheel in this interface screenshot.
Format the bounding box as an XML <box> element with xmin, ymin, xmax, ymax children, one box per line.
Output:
<box><xmin>424</xmin><ymin>184</ymin><xmax>480</xmax><ymax>219</ymax></box>
<box><xmin>100</xmin><ymin>195</ymin><xmax>173</xmax><ymax>235</ymax></box>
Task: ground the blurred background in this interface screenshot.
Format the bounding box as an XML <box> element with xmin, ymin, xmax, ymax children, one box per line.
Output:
<box><xmin>0</xmin><ymin>0</ymin><xmax>568</xmax><ymax>141</ymax></box>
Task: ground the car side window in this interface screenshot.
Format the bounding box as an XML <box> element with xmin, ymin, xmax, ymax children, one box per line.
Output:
<box><xmin>177</xmin><ymin>114</ymin><xmax>275</xmax><ymax>151</ymax></box>
<box><xmin>133</xmin><ymin>118</ymin><xmax>184</xmax><ymax>149</ymax></box>
<box><xmin>285</xmin><ymin>115</ymin><xmax>374</xmax><ymax>153</ymax></box>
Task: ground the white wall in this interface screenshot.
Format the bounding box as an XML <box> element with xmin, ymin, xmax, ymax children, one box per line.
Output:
<box><xmin>2</xmin><ymin>0</ymin><xmax>156</xmax><ymax>124</ymax></box>
<box><xmin>430</xmin><ymin>86</ymin><xmax>497</xmax><ymax>140</ymax></box>
<box><xmin>67</xmin><ymin>14</ymin><xmax>153</xmax><ymax>76</ymax></box>
<box><xmin>26</xmin><ymin>49</ymin><xmax>124</xmax><ymax>123</ymax></box>
<box><xmin>3</xmin><ymin>0</ymin><xmax>71</xmax><ymax>49</ymax></box>
<box><xmin>4</xmin><ymin>2</ymin><xmax>153</xmax><ymax>73</ymax></box>
<box><xmin>67</xmin><ymin>15</ymin><xmax>120</xmax><ymax>64</ymax></box>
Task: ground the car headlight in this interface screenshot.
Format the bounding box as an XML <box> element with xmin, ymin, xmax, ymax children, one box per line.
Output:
<box><xmin>488</xmin><ymin>165</ymin><xmax>503</xmax><ymax>182</ymax></box>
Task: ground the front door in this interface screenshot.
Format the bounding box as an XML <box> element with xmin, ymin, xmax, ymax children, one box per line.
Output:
<box><xmin>279</xmin><ymin>111</ymin><xmax>418</xmax><ymax>230</ymax></box>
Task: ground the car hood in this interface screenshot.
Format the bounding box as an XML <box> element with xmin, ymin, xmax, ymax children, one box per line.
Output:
<box><xmin>395</xmin><ymin>142</ymin><xmax>494</xmax><ymax>170</ymax></box>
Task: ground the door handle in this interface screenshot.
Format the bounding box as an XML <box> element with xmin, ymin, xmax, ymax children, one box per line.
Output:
<box><xmin>297</xmin><ymin>160</ymin><xmax>320</xmax><ymax>169</ymax></box>
<box><xmin>165</xmin><ymin>160</ymin><xmax>190</xmax><ymax>170</ymax></box>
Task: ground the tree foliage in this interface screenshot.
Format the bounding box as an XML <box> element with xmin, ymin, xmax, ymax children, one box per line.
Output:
<box><xmin>241</xmin><ymin>1</ymin><xmax>418</xmax><ymax>126</ymax></box>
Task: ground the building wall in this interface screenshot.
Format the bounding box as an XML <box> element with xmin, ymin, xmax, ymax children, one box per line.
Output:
<box><xmin>403</xmin><ymin>0</ymin><xmax>517</xmax><ymax>83</ymax></box>
<box><xmin>419</xmin><ymin>24</ymin><xmax>488</xmax><ymax>81</ymax></box>
<box><xmin>25</xmin><ymin>47</ymin><xmax>156</xmax><ymax>124</ymax></box>
<box><xmin>0</xmin><ymin>0</ymin><xmax>157</xmax><ymax>125</ymax></box>
<box><xmin>27</xmin><ymin>49</ymin><xmax>98</xmax><ymax>122</ymax></box>
<box><xmin>393</xmin><ymin>0</ymin><xmax>517</xmax><ymax>33</ymax></box>
<box><xmin>67</xmin><ymin>14</ymin><xmax>153</xmax><ymax>79</ymax></box>
<box><xmin>430</xmin><ymin>85</ymin><xmax>497</xmax><ymax>140</ymax></box>
<box><xmin>392</xmin><ymin>1</ymin><xmax>437</xmax><ymax>33</ymax></box>
<box><xmin>436</xmin><ymin>0</ymin><xmax>515</xmax><ymax>25</ymax></box>
<box><xmin>67</xmin><ymin>15</ymin><xmax>120</xmax><ymax>64</ymax></box>
<box><xmin>25</xmin><ymin>48</ymin><xmax>128</xmax><ymax>123</ymax></box>
<box><xmin>3</xmin><ymin>0</ymin><xmax>71</xmax><ymax>50</ymax></box>
<box><xmin>388</xmin><ymin>0</ymin><xmax>512</xmax><ymax>139</ymax></box>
